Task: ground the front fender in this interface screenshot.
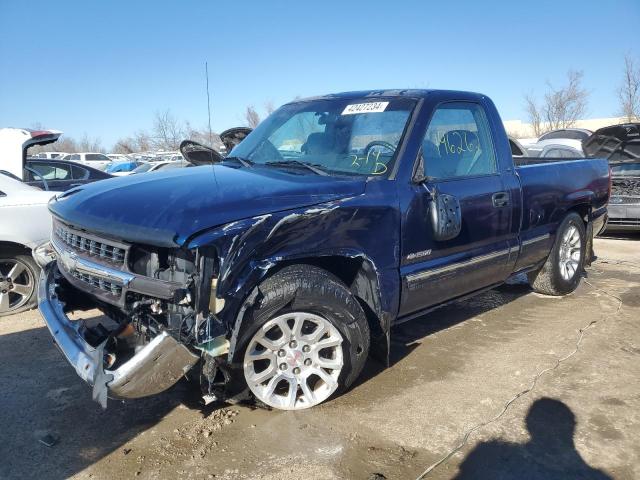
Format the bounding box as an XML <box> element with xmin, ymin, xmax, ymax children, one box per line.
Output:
<box><xmin>187</xmin><ymin>195</ymin><xmax>400</xmax><ymax>360</ymax></box>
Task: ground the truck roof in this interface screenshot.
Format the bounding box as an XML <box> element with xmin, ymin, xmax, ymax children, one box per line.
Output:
<box><xmin>288</xmin><ymin>89</ymin><xmax>488</xmax><ymax>104</ymax></box>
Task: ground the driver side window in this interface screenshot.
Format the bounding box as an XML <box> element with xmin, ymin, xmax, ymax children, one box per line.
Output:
<box><xmin>421</xmin><ymin>102</ymin><xmax>497</xmax><ymax>180</ymax></box>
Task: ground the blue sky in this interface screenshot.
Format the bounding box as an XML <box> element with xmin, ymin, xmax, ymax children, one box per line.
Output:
<box><xmin>1</xmin><ymin>0</ymin><xmax>638</xmax><ymax>149</ymax></box>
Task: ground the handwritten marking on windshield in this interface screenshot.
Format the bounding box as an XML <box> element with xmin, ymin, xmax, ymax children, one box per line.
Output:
<box><xmin>350</xmin><ymin>151</ymin><xmax>388</xmax><ymax>175</ymax></box>
<box><xmin>440</xmin><ymin>131</ymin><xmax>478</xmax><ymax>155</ymax></box>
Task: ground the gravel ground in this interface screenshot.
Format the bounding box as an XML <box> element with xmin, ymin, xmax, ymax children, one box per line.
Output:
<box><xmin>0</xmin><ymin>235</ymin><xmax>638</xmax><ymax>479</ymax></box>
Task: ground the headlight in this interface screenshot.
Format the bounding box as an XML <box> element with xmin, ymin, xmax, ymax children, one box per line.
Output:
<box><xmin>32</xmin><ymin>241</ymin><xmax>56</xmax><ymax>268</ymax></box>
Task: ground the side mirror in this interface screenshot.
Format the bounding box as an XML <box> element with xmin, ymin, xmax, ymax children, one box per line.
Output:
<box><xmin>429</xmin><ymin>188</ymin><xmax>462</xmax><ymax>241</ymax></box>
<box><xmin>179</xmin><ymin>140</ymin><xmax>224</xmax><ymax>166</ymax></box>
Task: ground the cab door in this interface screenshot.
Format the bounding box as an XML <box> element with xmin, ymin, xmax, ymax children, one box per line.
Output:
<box><xmin>399</xmin><ymin>101</ymin><xmax>514</xmax><ymax>317</ymax></box>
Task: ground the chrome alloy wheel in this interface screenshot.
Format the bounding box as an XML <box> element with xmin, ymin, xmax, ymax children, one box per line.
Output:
<box><xmin>243</xmin><ymin>312</ymin><xmax>344</xmax><ymax>410</ymax></box>
<box><xmin>0</xmin><ymin>259</ymin><xmax>35</xmax><ymax>314</ymax></box>
<box><xmin>558</xmin><ymin>224</ymin><xmax>582</xmax><ymax>281</ymax></box>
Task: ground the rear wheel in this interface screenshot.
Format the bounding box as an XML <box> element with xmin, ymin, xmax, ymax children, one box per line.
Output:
<box><xmin>528</xmin><ymin>213</ymin><xmax>586</xmax><ymax>296</ymax></box>
<box><xmin>238</xmin><ymin>265</ymin><xmax>370</xmax><ymax>410</ymax></box>
<box><xmin>0</xmin><ymin>254</ymin><xmax>39</xmax><ymax>317</ymax></box>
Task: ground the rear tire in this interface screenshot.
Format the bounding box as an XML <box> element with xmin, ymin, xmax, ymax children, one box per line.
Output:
<box><xmin>0</xmin><ymin>254</ymin><xmax>40</xmax><ymax>317</ymax></box>
<box><xmin>237</xmin><ymin>264</ymin><xmax>370</xmax><ymax>410</ymax></box>
<box><xmin>527</xmin><ymin>213</ymin><xmax>586</xmax><ymax>296</ymax></box>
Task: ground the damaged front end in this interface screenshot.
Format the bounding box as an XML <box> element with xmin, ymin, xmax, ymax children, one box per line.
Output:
<box><xmin>38</xmin><ymin>218</ymin><xmax>229</xmax><ymax>408</ymax></box>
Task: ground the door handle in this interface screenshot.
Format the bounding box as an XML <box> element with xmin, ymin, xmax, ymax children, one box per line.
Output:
<box><xmin>492</xmin><ymin>191</ymin><xmax>510</xmax><ymax>208</ymax></box>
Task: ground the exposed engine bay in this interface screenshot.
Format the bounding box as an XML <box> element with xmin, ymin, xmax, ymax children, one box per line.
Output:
<box><xmin>49</xmin><ymin>217</ymin><xmax>231</xmax><ymax>407</ymax></box>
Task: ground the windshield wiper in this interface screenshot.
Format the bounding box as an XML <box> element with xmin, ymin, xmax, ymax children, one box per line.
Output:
<box><xmin>223</xmin><ymin>156</ymin><xmax>253</xmax><ymax>168</ymax></box>
<box><xmin>265</xmin><ymin>160</ymin><xmax>329</xmax><ymax>176</ymax></box>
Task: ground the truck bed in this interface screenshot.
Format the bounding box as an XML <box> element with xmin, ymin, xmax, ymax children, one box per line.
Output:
<box><xmin>512</xmin><ymin>157</ymin><xmax>610</xmax><ymax>272</ymax></box>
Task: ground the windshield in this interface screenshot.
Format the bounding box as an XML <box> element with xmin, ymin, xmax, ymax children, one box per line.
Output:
<box><xmin>230</xmin><ymin>97</ymin><xmax>417</xmax><ymax>176</ymax></box>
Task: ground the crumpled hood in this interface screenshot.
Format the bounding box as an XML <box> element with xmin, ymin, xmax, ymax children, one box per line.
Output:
<box><xmin>49</xmin><ymin>165</ymin><xmax>365</xmax><ymax>247</ymax></box>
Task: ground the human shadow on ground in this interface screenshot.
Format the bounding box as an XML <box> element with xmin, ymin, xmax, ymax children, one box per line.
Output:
<box><xmin>453</xmin><ymin>397</ymin><xmax>612</xmax><ymax>480</ymax></box>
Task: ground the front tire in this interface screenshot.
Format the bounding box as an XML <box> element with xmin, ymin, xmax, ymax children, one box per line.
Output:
<box><xmin>0</xmin><ymin>254</ymin><xmax>40</xmax><ymax>317</ymax></box>
<box><xmin>528</xmin><ymin>213</ymin><xmax>586</xmax><ymax>296</ymax></box>
<box><xmin>237</xmin><ymin>265</ymin><xmax>370</xmax><ymax>410</ymax></box>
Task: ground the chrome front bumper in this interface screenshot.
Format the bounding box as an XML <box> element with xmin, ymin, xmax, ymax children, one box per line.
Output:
<box><xmin>38</xmin><ymin>263</ymin><xmax>199</xmax><ymax>408</ymax></box>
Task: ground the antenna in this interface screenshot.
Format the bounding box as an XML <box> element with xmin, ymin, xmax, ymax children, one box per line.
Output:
<box><xmin>204</xmin><ymin>61</ymin><xmax>220</xmax><ymax>193</ymax></box>
<box><xmin>205</xmin><ymin>61</ymin><xmax>213</xmax><ymax>147</ymax></box>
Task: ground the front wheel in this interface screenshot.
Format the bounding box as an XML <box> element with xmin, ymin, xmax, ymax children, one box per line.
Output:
<box><xmin>238</xmin><ymin>265</ymin><xmax>370</xmax><ymax>410</ymax></box>
<box><xmin>528</xmin><ymin>212</ymin><xmax>586</xmax><ymax>296</ymax></box>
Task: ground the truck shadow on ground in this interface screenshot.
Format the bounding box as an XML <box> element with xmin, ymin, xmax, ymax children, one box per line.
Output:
<box><xmin>453</xmin><ymin>397</ymin><xmax>612</xmax><ymax>480</ymax></box>
<box><xmin>356</xmin><ymin>282</ymin><xmax>534</xmax><ymax>385</ymax></box>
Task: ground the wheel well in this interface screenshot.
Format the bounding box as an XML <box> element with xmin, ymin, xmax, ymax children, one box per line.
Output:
<box><xmin>281</xmin><ymin>256</ymin><xmax>363</xmax><ymax>287</ymax></box>
<box><xmin>0</xmin><ymin>241</ymin><xmax>31</xmax><ymax>256</ymax></box>
<box><xmin>265</xmin><ymin>256</ymin><xmax>384</xmax><ymax>340</ymax></box>
<box><xmin>568</xmin><ymin>204</ymin><xmax>590</xmax><ymax>224</ymax></box>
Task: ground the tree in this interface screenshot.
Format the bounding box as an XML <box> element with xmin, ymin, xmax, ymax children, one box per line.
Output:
<box><xmin>151</xmin><ymin>110</ymin><xmax>184</xmax><ymax>150</ymax></box>
<box><xmin>264</xmin><ymin>101</ymin><xmax>276</xmax><ymax>115</ymax></box>
<box><xmin>77</xmin><ymin>133</ymin><xmax>103</xmax><ymax>152</ymax></box>
<box><xmin>244</xmin><ymin>105</ymin><xmax>261</xmax><ymax>128</ymax></box>
<box><xmin>112</xmin><ymin>137</ymin><xmax>137</xmax><ymax>154</ymax></box>
<box><xmin>617</xmin><ymin>54</ymin><xmax>640</xmax><ymax>122</ymax></box>
<box><xmin>524</xmin><ymin>70</ymin><xmax>589</xmax><ymax>136</ymax></box>
<box><xmin>524</xmin><ymin>94</ymin><xmax>544</xmax><ymax>137</ymax></box>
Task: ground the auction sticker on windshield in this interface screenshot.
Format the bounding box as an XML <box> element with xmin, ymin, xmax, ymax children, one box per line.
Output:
<box><xmin>342</xmin><ymin>101</ymin><xmax>389</xmax><ymax>115</ymax></box>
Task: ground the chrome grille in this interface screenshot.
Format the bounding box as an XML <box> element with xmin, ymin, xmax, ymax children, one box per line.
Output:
<box><xmin>54</xmin><ymin>222</ymin><xmax>126</xmax><ymax>265</ymax></box>
<box><xmin>610</xmin><ymin>196</ymin><xmax>640</xmax><ymax>205</ymax></box>
<box><xmin>68</xmin><ymin>269</ymin><xmax>123</xmax><ymax>296</ymax></box>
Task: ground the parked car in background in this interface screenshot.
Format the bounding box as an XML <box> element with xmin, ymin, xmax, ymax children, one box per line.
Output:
<box><xmin>0</xmin><ymin>128</ymin><xmax>112</xmax><ymax>192</ymax></box>
<box><xmin>584</xmin><ymin>123</ymin><xmax>640</xmax><ymax>232</ymax></box>
<box><xmin>106</xmin><ymin>154</ymin><xmax>131</xmax><ymax>162</ymax></box>
<box><xmin>508</xmin><ymin>136</ymin><xmax>528</xmax><ymax>157</ymax></box>
<box><xmin>62</xmin><ymin>152</ymin><xmax>112</xmax><ymax>171</ymax></box>
<box><xmin>38</xmin><ymin>89</ymin><xmax>610</xmax><ymax>410</ymax></box>
<box><xmin>538</xmin><ymin>128</ymin><xmax>592</xmax><ymax>143</ymax></box>
<box><xmin>0</xmin><ymin>127</ymin><xmax>62</xmax><ymax>180</ymax></box>
<box><xmin>539</xmin><ymin>144</ymin><xmax>584</xmax><ymax>159</ymax></box>
<box><xmin>0</xmin><ymin>172</ymin><xmax>55</xmax><ymax>316</ymax></box>
<box><xmin>33</xmin><ymin>152</ymin><xmax>67</xmax><ymax>159</ymax></box>
<box><xmin>25</xmin><ymin>157</ymin><xmax>112</xmax><ymax>191</ymax></box>
<box><xmin>220</xmin><ymin>126</ymin><xmax>252</xmax><ymax>152</ymax></box>
<box><xmin>526</xmin><ymin>128</ymin><xmax>590</xmax><ymax>157</ymax></box>
<box><xmin>105</xmin><ymin>159</ymin><xmax>144</xmax><ymax>175</ymax></box>
<box><xmin>129</xmin><ymin>160</ymin><xmax>188</xmax><ymax>175</ymax></box>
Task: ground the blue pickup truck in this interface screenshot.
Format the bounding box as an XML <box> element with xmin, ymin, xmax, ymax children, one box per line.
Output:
<box><xmin>37</xmin><ymin>90</ymin><xmax>610</xmax><ymax>410</ymax></box>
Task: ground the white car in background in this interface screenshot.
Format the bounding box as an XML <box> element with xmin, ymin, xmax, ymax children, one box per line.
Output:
<box><xmin>62</xmin><ymin>152</ymin><xmax>112</xmax><ymax>170</ymax></box>
<box><xmin>106</xmin><ymin>153</ymin><xmax>131</xmax><ymax>162</ymax></box>
<box><xmin>33</xmin><ymin>152</ymin><xmax>67</xmax><ymax>159</ymax></box>
<box><xmin>526</xmin><ymin>128</ymin><xmax>590</xmax><ymax>157</ymax></box>
<box><xmin>0</xmin><ymin>128</ymin><xmax>62</xmax><ymax>179</ymax></box>
<box><xmin>0</xmin><ymin>173</ymin><xmax>56</xmax><ymax>317</ymax></box>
